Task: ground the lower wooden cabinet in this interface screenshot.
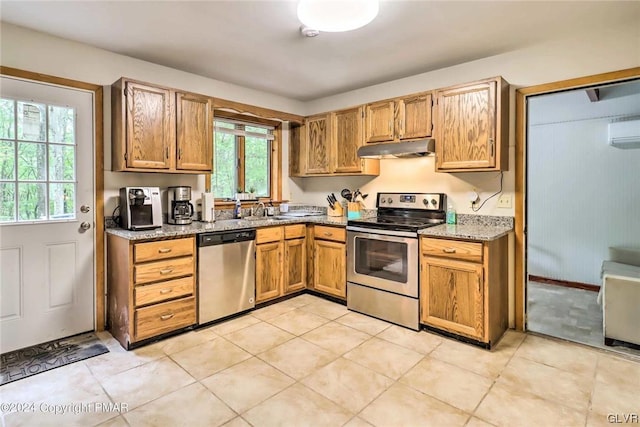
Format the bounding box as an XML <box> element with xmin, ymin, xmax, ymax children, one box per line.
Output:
<box><xmin>312</xmin><ymin>225</ymin><xmax>346</xmax><ymax>299</ymax></box>
<box><xmin>107</xmin><ymin>234</ymin><xmax>197</xmax><ymax>349</ymax></box>
<box><xmin>420</xmin><ymin>235</ymin><xmax>508</xmax><ymax>347</ymax></box>
<box><xmin>255</xmin><ymin>225</ymin><xmax>306</xmax><ymax>303</ymax></box>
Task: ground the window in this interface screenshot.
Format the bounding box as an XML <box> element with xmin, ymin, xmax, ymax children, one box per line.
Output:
<box><xmin>211</xmin><ymin>118</ymin><xmax>274</xmax><ymax>199</ymax></box>
<box><xmin>0</xmin><ymin>98</ymin><xmax>76</xmax><ymax>223</ymax></box>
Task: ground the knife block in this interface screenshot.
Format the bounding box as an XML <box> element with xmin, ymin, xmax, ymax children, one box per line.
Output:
<box><xmin>328</xmin><ymin>203</ymin><xmax>344</xmax><ymax>217</ymax></box>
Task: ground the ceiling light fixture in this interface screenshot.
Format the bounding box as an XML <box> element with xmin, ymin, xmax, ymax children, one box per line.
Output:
<box><xmin>297</xmin><ymin>0</ymin><xmax>379</xmax><ymax>33</ymax></box>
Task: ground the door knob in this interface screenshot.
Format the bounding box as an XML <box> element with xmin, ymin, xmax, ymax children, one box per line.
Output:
<box><xmin>80</xmin><ymin>222</ymin><xmax>91</xmax><ymax>231</ymax></box>
<box><xmin>80</xmin><ymin>205</ymin><xmax>90</xmax><ymax>213</ymax></box>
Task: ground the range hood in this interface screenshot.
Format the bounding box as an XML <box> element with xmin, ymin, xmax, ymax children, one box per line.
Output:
<box><xmin>357</xmin><ymin>139</ymin><xmax>435</xmax><ymax>159</ymax></box>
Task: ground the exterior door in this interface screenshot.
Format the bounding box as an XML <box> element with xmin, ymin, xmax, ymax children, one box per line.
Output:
<box><xmin>0</xmin><ymin>76</ymin><xmax>95</xmax><ymax>353</ymax></box>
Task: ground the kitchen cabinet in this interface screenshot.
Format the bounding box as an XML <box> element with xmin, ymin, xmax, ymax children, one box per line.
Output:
<box><xmin>364</xmin><ymin>93</ymin><xmax>433</xmax><ymax>144</ymax></box>
<box><xmin>111</xmin><ymin>77</ymin><xmax>213</xmax><ymax>174</ymax></box>
<box><xmin>290</xmin><ymin>109</ymin><xmax>379</xmax><ymax>177</ymax></box>
<box><xmin>107</xmin><ymin>235</ymin><xmax>197</xmax><ymax>349</ymax></box>
<box><xmin>312</xmin><ymin>225</ymin><xmax>346</xmax><ymax>299</ymax></box>
<box><xmin>255</xmin><ymin>225</ymin><xmax>306</xmax><ymax>303</ymax></box>
<box><xmin>420</xmin><ymin>236</ymin><xmax>508</xmax><ymax>347</ymax></box>
<box><xmin>434</xmin><ymin>76</ymin><xmax>509</xmax><ymax>172</ymax></box>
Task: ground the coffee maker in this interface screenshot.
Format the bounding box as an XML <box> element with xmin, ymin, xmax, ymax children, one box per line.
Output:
<box><xmin>119</xmin><ymin>187</ymin><xmax>162</xmax><ymax>230</ymax></box>
<box><xmin>167</xmin><ymin>186</ymin><xmax>194</xmax><ymax>225</ymax></box>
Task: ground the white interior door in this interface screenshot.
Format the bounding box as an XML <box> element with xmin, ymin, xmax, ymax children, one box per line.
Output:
<box><xmin>0</xmin><ymin>76</ymin><xmax>95</xmax><ymax>353</ymax></box>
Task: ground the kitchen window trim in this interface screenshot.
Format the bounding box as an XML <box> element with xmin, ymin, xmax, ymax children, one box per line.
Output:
<box><xmin>206</xmin><ymin>110</ymin><xmax>283</xmax><ymax>204</ymax></box>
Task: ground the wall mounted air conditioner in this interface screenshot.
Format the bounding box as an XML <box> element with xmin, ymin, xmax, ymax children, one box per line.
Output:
<box><xmin>608</xmin><ymin>119</ymin><xmax>640</xmax><ymax>149</ymax></box>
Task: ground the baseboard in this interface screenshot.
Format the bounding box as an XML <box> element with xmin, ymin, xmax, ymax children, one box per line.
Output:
<box><xmin>528</xmin><ymin>275</ymin><xmax>600</xmax><ymax>292</ymax></box>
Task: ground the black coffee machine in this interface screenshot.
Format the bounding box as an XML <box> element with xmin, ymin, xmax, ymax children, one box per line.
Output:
<box><xmin>119</xmin><ymin>187</ymin><xmax>162</xmax><ymax>230</ymax></box>
<box><xmin>167</xmin><ymin>186</ymin><xmax>194</xmax><ymax>225</ymax></box>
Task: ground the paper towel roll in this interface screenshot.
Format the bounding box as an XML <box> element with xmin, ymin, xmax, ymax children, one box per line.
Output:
<box><xmin>202</xmin><ymin>192</ymin><xmax>215</xmax><ymax>222</ymax></box>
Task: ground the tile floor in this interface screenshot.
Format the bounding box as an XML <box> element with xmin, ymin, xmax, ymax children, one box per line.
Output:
<box><xmin>1</xmin><ymin>294</ymin><xmax>639</xmax><ymax>427</ymax></box>
<box><xmin>528</xmin><ymin>281</ymin><xmax>640</xmax><ymax>358</ymax></box>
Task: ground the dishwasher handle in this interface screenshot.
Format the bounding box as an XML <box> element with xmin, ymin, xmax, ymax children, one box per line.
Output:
<box><xmin>198</xmin><ymin>229</ymin><xmax>256</xmax><ymax>247</ymax></box>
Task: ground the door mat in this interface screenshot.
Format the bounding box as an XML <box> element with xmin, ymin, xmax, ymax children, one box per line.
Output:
<box><xmin>0</xmin><ymin>332</ymin><xmax>109</xmax><ymax>386</ymax></box>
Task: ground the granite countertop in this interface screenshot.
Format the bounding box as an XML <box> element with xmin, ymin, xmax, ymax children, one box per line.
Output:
<box><xmin>419</xmin><ymin>223</ymin><xmax>513</xmax><ymax>241</ymax></box>
<box><xmin>107</xmin><ymin>215</ymin><xmax>348</xmax><ymax>240</ymax></box>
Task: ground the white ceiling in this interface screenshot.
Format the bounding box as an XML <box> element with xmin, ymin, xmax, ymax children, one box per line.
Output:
<box><xmin>1</xmin><ymin>1</ymin><xmax>638</xmax><ymax>101</ymax></box>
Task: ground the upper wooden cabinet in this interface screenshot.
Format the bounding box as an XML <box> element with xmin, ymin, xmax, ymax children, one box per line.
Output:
<box><xmin>365</xmin><ymin>93</ymin><xmax>433</xmax><ymax>144</ymax></box>
<box><xmin>291</xmin><ymin>108</ymin><xmax>379</xmax><ymax>177</ymax></box>
<box><xmin>434</xmin><ymin>77</ymin><xmax>509</xmax><ymax>172</ymax></box>
<box><xmin>176</xmin><ymin>92</ymin><xmax>213</xmax><ymax>172</ymax></box>
<box><xmin>112</xmin><ymin>78</ymin><xmax>213</xmax><ymax>174</ymax></box>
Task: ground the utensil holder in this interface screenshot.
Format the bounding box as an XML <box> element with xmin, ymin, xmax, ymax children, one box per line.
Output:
<box><xmin>328</xmin><ymin>203</ymin><xmax>343</xmax><ymax>217</ymax></box>
<box><xmin>347</xmin><ymin>202</ymin><xmax>362</xmax><ymax>219</ymax></box>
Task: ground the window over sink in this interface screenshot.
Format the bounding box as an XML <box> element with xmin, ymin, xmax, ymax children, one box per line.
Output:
<box><xmin>210</xmin><ymin>117</ymin><xmax>275</xmax><ymax>200</ymax></box>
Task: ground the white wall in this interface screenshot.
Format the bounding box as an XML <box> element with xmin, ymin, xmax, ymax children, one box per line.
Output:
<box><xmin>285</xmin><ymin>22</ymin><xmax>640</xmax><ymax>217</ymax></box>
<box><xmin>0</xmin><ymin>23</ymin><xmax>305</xmax><ymax>214</ymax></box>
<box><xmin>528</xmin><ymin>82</ymin><xmax>640</xmax><ymax>286</ymax></box>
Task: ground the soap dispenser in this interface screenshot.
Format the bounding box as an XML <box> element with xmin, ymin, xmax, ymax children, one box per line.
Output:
<box><xmin>446</xmin><ymin>203</ymin><xmax>457</xmax><ymax>225</ymax></box>
<box><xmin>234</xmin><ymin>198</ymin><xmax>242</xmax><ymax>219</ymax></box>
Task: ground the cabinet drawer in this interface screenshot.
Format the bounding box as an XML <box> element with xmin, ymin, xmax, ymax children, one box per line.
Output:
<box><xmin>134</xmin><ymin>276</ymin><xmax>194</xmax><ymax>307</ymax></box>
<box><xmin>284</xmin><ymin>224</ymin><xmax>306</xmax><ymax>240</ymax></box>
<box><xmin>134</xmin><ymin>256</ymin><xmax>194</xmax><ymax>284</ymax></box>
<box><xmin>134</xmin><ymin>296</ymin><xmax>196</xmax><ymax>341</ymax></box>
<box><xmin>421</xmin><ymin>238</ymin><xmax>482</xmax><ymax>262</ymax></box>
<box><xmin>314</xmin><ymin>225</ymin><xmax>346</xmax><ymax>243</ymax></box>
<box><xmin>256</xmin><ymin>226</ymin><xmax>283</xmax><ymax>244</ymax></box>
<box><xmin>134</xmin><ymin>237</ymin><xmax>194</xmax><ymax>263</ymax></box>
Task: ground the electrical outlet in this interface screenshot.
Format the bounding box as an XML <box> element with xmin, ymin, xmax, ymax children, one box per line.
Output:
<box><xmin>497</xmin><ymin>194</ymin><xmax>512</xmax><ymax>208</ymax></box>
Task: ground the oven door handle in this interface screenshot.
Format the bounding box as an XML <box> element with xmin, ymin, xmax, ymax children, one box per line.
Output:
<box><xmin>346</xmin><ymin>226</ymin><xmax>417</xmax><ymax>240</ymax></box>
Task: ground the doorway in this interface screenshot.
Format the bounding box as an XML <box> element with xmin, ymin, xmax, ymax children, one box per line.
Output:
<box><xmin>0</xmin><ymin>76</ymin><xmax>96</xmax><ymax>353</ymax></box>
<box><xmin>515</xmin><ymin>67</ymin><xmax>640</xmax><ymax>358</ymax></box>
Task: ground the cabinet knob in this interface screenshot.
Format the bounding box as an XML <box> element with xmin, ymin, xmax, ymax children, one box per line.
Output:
<box><xmin>159</xmin><ymin>268</ymin><xmax>174</xmax><ymax>275</ymax></box>
<box><xmin>159</xmin><ymin>289</ymin><xmax>172</xmax><ymax>294</ymax></box>
<box><xmin>443</xmin><ymin>248</ymin><xmax>456</xmax><ymax>253</ymax></box>
<box><xmin>160</xmin><ymin>313</ymin><xmax>175</xmax><ymax>321</ymax></box>
<box><xmin>324</xmin><ymin>232</ymin><xmax>333</xmax><ymax>237</ymax></box>
<box><xmin>158</xmin><ymin>248</ymin><xmax>172</xmax><ymax>254</ymax></box>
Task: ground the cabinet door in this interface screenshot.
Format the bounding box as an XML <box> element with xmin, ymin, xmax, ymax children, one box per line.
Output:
<box><xmin>435</xmin><ymin>81</ymin><xmax>496</xmax><ymax>171</ymax></box>
<box><xmin>421</xmin><ymin>256</ymin><xmax>484</xmax><ymax>340</ymax></box>
<box><xmin>333</xmin><ymin>106</ymin><xmax>365</xmax><ymax>173</ymax></box>
<box><xmin>313</xmin><ymin>240</ymin><xmax>346</xmax><ymax>298</ymax></box>
<box><xmin>365</xmin><ymin>101</ymin><xmax>395</xmax><ymax>143</ymax></box>
<box><xmin>289</xmin><ymin>122</ymin><xmax>305</xmax><ymax>176</ymax></box>
<box><xmin>305</xmin><ymin>114</ymin><xmax>331</xmax><ymax>174</ymax></box>
<box><xmin>125</xmin><ymin>82</ymin><xmax>173</xmax><ymax>169</ymax></box>
<box><xmin>284</xmin><ymin>238</ymin><xmax>306</xmax><ymax>294</ymax></box>
<box><xmin>176</xmin><ymin>93</ymin><xmax>212</xmax><ymax>171</ymax></box>
<box><xmin>398</xmin><ymin>93</ymin><xmax>432</xmax><ymax>140</ymax></box>
<box><xmin>256</xmin><ymin>242</ymin><xmax>283</xmax><ymax>302</ymax></box>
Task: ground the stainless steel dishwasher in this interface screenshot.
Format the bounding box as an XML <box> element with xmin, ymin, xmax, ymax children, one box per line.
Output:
<box><xmin>197</xmin><ymin>229</ymin><xmax>256</xmax><ymax>325</ymax></box>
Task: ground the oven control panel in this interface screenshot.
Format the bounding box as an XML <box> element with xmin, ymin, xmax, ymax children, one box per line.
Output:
<box><xmin>377</xmin><ymin>193</ymin><xmax>446</xmax><ymax>211</ymax></box>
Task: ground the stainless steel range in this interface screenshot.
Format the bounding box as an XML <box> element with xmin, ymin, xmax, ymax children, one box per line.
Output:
<box><xmin>346</xmin><ymin>192</ymin><xmax>446</xmax><ymax>330</ymax></box>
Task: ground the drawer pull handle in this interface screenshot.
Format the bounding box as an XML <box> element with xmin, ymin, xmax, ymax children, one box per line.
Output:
<box><xmin>158</xmin><ymin>248</ymin><xmax>172</xmax><ymax>254</ymax></box>
<box><xmin>159</xmin><ymin>268</ymin><xmax>174</xmax><ymax>275</ymax></box>
<box><xmin>324</xmin><ymin>232</ymin><xmax>333</xmax><ymax>236</ymax></box>
<box><xmin>443</xmin><ymin>248</ymin><xmax>457</xmax><ymax>253</ymax></box>
<box><xmin>160</xmin><ymin>289</ymin><xmax>172</xmax><ymax>294</ymax></box>
<box><xmin>160</xmin><ymin>313</ymin><xmax>175</xmax><ymax>321</ymax></box>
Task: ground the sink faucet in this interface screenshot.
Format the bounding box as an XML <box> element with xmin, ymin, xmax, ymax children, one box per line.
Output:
<box><xmin>251</xmin><ymin>201</ymin><xmax>266</xmax><ymax>217</ymax></box>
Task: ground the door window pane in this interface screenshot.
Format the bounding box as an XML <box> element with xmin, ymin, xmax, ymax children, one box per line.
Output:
<box><xmin>18</xmin><ymin>182</ymin><xmax>46</xmax><ymax>221</ymax></box>
<box><xmin>0</xmin><ymin>99</ymin><xmax>15</xmax><ymax>139</ymax></box>
<box><xmin>0</xmin><ymin>140</ymin><xmax>15</xmax><ymax>180</ymax></box>
<box><xmin>18</xmin><ymin>142</ymin><xmax>47</xmax><ymax>181</ymax></box>
<box><xmin>213</xmin><ymin>132</ymin><xmax>237</xmax><ymax>199</ymax></box>
<box><xmin>49</xmin><ymin>183</ymin><xmax>75</xmax><ymax>219</ymax></box>
<box><xmin>0</xmin><ymin>182</ymin><xmax>16</xmax><ymax>222</ymax></box>
<box><xmin>17</xmin><ymin>102</ymin><xmax>46</xmax><ymax>142</ymax></box>
<box><xmin>244</xmin><ymin>136</ymin><xmax>269</xmax><ymax>197</ymax></box>
<box><xmin>48</xmin><ymin>105</ymin><xmax>75</xmax><ymax>144</ymax></box>
<box><xmin>49</xmin><ymin>144</ymin><xmax>75</xmax><ymax>181</ymax></box>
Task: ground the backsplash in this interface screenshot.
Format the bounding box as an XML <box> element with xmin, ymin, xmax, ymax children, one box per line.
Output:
<box><xmin>456</xmin><ymin>214</ymin><xmax>514</xmax><ymax>228</ymax></box>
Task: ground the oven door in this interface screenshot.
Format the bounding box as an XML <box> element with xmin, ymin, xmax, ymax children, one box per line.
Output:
<box><xmin>346</xmin><ymin>227</ymin><xmax>418</xmax><ymax>297</ymax></box>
